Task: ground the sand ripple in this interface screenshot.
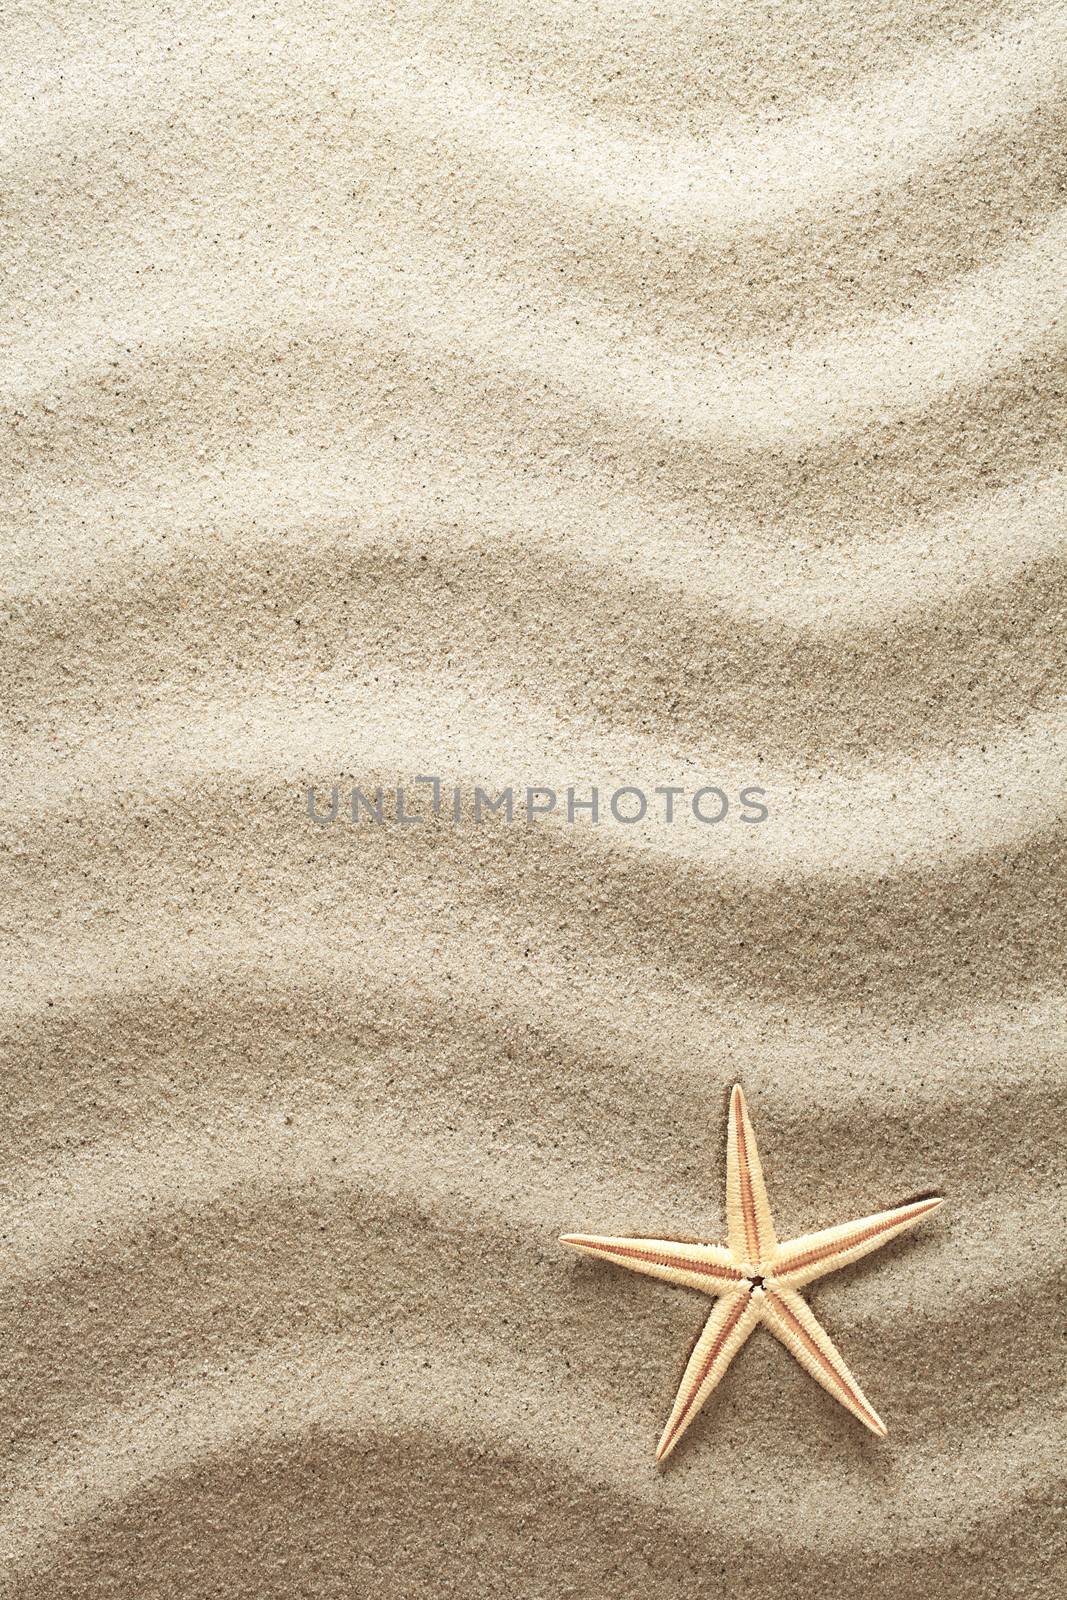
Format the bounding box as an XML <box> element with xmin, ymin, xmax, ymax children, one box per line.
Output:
<box><xmin>1</xmin><ymin>2</ymin><xmax>1064</xmax><ymax>1595</ymax></box>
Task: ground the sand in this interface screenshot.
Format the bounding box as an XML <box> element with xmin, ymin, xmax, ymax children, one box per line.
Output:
<box><xmin>1</xmin><ymin>1</ymin><xmax>1065</xmax><ymax>1596</ymax></box>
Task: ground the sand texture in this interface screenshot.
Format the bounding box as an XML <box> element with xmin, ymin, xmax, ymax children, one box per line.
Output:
<box><xmin>2</xmin><ymin>1</ymin><xmax>1066</xmax><ymax>1596</ymax></box>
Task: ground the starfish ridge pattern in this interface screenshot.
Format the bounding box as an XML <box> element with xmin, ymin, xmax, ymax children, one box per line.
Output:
<box><xmin>561</xmin><ymin>1085</ymin><xmax>943</xmax><ymax>1461</ymax></box>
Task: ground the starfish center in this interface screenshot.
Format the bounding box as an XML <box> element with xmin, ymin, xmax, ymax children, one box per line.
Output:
<box><xmin>745</xmin><ymin>1273</ymin><xmax>766</xmax><ymax>1290</ymax></box>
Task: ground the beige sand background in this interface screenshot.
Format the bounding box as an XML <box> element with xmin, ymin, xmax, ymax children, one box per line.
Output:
<box><xmin>2</xmin><ymin>1</ymin><xmax>1066</xmax><ymax>1595</ymax></box>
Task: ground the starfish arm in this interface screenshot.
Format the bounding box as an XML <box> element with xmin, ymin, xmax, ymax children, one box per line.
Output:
<box><xmin>773</xmin><ymin>1195</ymin><xmax>944</xmax><ymax>1288</ymax></box>
<box><xmin>655</xmin><ymin>1288</ymin><xmax>760</xmax><ymax>1462</ymax></box>
<box><xmin>761</xmin><ymin>1286</ymin><xmax>887</xmax><ymax>1436</ymax></box>
<box><xmin>559</xmin><ymin>1233</ymin><xmax>744</xmax><ymax>1295</ymax></box>
<box><xmin>726</xmin><ymin>1084</ymin><xmax>778</xmax><ymax>1263</ymax></box>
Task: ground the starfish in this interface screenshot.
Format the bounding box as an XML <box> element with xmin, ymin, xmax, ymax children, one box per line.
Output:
<box><xmin>561</xmin><ymin>1084</ymin><xmax>943</xmax><ymax>1461</ymax></box>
